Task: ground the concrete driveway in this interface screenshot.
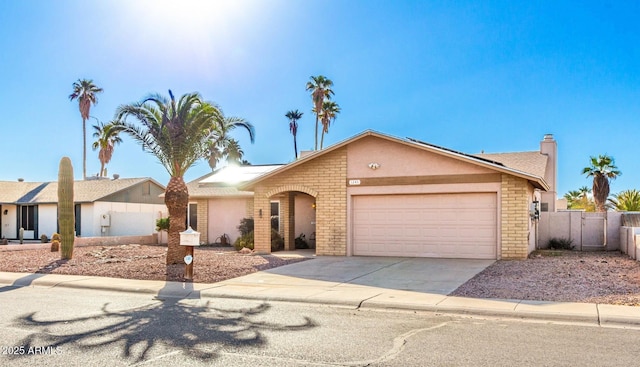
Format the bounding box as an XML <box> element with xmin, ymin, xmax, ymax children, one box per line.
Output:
<box><xmin>223</xmin><ymin>256</ymin><xmax>495</xmax><ymax>295</ymax></box>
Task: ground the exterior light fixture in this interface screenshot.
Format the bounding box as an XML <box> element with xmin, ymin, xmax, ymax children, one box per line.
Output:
<box><xmin>259</xmin><ymin>209</ymin><xmax>263</xmax><ymax>218</ymax></box>
<box><xmin>368</xmin><ymin>162</ymin><xmax>380</xmax><ymax>170</ymax></box>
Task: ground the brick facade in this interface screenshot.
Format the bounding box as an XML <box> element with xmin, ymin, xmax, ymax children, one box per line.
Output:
<box><xmin>253</xmin><ymin>148</ymin><xmax>347</xmax><ymax>255</ymax></box>
<box><xmin>500</xmin><ymin>174</ymin><xmax>530</xmax><ymax>259</ymax></box>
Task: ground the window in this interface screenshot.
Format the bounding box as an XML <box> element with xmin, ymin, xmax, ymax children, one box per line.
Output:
<box><xmin>20</xmin><ymin>205</ymin><xmax>36</xmax><ymax>231</ymax></box>
<box><xmin>188</xmin><ymin>203</ymin><xmax>197</xmax><ymax>230</ymax></box>
<box><xmin>270</xmin><ymin>201</ymin><xmax>280</xmax><ymax>231</ymax></box>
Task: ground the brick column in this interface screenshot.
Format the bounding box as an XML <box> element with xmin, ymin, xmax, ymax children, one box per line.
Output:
<box><xmin>196</xmin><ymin>199</ymin><xmax>208</xmax><ymax>244</ymax></box>
<box><xmin>253</xmin><ymin>188</ymin><xmax>271</xmax><ymax>254</ymax></box>
<box><xmin>501</xmin><ymin>175</ymin><xmax>529</xmax><ymax>259</ymax></box>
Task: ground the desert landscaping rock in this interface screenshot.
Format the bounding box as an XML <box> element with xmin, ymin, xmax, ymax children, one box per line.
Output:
<box><xmin>451</xmin><ymin>251</ymin><xmax>640</xmax><ymax>306</ymax></box>
<box><xmin>0</xmin><ymin>244</ymin><xmax>307</xmax><ymax>283</ymax></box>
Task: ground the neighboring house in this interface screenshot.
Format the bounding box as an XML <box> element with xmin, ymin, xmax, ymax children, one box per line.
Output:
<box><xmin>0</xmin><ymin>178</ymin><xmax>166</xmax><ymax>240</ymax></box>
<box><xmin>237</xmin><ymin>130</ymin><xmax>557</xmax><ymax>260</ymax></box>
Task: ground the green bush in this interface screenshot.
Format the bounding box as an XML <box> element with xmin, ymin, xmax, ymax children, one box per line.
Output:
<box><xmin>156</xmin><ymin>217</ymin><xmax>170</xmax><ymax>232</ymax></box>
<box><xmin>237</xmin><ymin>218</ymin><xmax>254</xmax><ymax>236</ymax></box>
<box><xmin>295</xmin><ymin>233</ymin><xmax>309</xmax><ymax>249</ymax></box>
<box><xmin>234</xmin><ymin>231</ymin><xmax>254</xmax><ymax>251</ymax></box>
<box><xmin>548</xmin><ymin>237</ymin><xmax>574</xmax><ymax>250</ymax></box>
<box><xmin>271</xmin><ymin>229</ymin><xmax>284</xmax><ymax>252</ymax></box>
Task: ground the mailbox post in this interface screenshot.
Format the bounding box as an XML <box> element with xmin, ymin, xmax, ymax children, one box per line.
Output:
<box><xmin>179</xmin><ymin>226</ymin><xmax>201</xmax><ymax>280</ymax></box>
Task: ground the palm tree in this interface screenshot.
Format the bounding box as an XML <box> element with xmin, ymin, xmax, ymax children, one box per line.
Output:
<box><xmin>91</xmin><ymin>120</ymin><xmax>123</xmax><ymax>177</ymax></box>
<box><xmin>609</xmin><ymin>189</ymin><xmax>640</xmax><ymax>211</ymax></box>
<box><xmin>582</xmin><ymin>155</ymin><xmax>621</xmax><ymax>212</ymax></box>
<box><xmin>69</xmin><ymin>79</ymin><xmax>104</xmax><ymax>180</ymax></box>
<box><xmin>285</xmin><ymin>110</ymin><xmax>303</xmax><ymax>159</ymax></box>
<box><xmin>564</xmin><ymin>187</ymin><xmax>595</xmax><ymax>211</ymax></box>
<box><xmin>206</xmin><ymin>113</ymin><xmax>255</xmax><ymax>171</ymax></box>
<box><xmin>305</xmin><ymin>75</ymin><xmax>334</xmax><ymax>150</ymax></box>
<box><xmin>224</xmin><ymin>139</ymin><xmax>244</xmax><ymax>165</ymax></box>
<box><xmin>318</xmin><ymin>101</ymin><xmax>341</xmax><ymax>149</ymax></box>
<box><xmin>115</xmin><ymin>90</ymin><xmax>224</xmax><ymax>264</ymax></box>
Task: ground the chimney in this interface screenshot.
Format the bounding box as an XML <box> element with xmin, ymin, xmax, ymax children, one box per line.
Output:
<box><xmin>540</xmin><ymin>134</ymin><xmax>557</xmax><ymax>212</ymax></box>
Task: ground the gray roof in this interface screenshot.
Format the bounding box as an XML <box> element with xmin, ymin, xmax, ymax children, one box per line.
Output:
<box><xmin>0</xmin><ymin>178</ymin><xmax>164</xmax><ymax>204</ymax></box>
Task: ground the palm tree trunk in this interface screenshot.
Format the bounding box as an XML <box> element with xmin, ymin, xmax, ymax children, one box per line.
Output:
<box><xmin>314</xmin><ymin>116</ymin><xmax>319</xmax><ymax>150</ymax></box>
<box><xmin>320</xmin><ymin>129</ymin><xmax>325</xmax><ymax>150</ymax></box>
<box><xmin>293</xmin><ymin>136</ymin><xmax>298</xmax><ymax>159</ymax></box>
<box><xmin>164</xmin><ymin>176</ymin><xmax>189</xmax><ymax>264</ymax></box>
<box><xmin>82</xmin><ymin>117</ymin><xmax>87</xmax><ymax>180</ymax></box>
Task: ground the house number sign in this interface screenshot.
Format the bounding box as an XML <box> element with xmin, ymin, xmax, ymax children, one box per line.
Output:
<box><xmin>348</xmin><ymin>179</ymin><xmax>361</xmax><ymax>185</ymax></box>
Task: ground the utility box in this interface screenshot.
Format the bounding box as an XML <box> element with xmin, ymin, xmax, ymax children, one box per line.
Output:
<box><xmin>100</xmin><ymin>214</ymin><xmax>111</xmax><ymax>227</ymax></box>
<box><xmin>179</xmin><ymin>227</ymin><xmax>200</xmax><ymax>247</ymax></box>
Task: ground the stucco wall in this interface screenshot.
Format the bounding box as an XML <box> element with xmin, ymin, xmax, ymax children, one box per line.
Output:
<box><xmin>538</xmin><ymin>211</ymin><xmax>622</xmax><ymax>250</ymax></box>
<box><xmin>208</xmin><ymin>197</ymin><xmax>248</xmax><ymax>244</ymax></box>
<box><xmin>38</xmin><ymin>204</ymin><xmax>58</xmax><ymax>239</ymax></box>
<box><xmin>1</xmin><ymin>205</ymin><xmax>17</xmax><ymax>239</ymax></box>
<box><xmin>294</xmin><ymin>194</ymin><xmax>316</xmax><ymax>244</ymax></box>
<box><xmin>87</xmin><ymin>202</ymin><xmax>166</xmax><ymax>237</ymax></box>
<box><xmin>347</xmin><ymin>136</ymin><xmax>495</xmax><ymax>177</ymax></box>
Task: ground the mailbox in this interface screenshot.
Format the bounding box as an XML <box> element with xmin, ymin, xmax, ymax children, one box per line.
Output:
<box><xmin>179</xmin><ymin>227</ymin><xmax>200</xmax><ymax>247</ymax></box>
<box><xmin>179</xmin><ymin>227</ymin><xmax>200</xmax><ymax>280</ymax></box>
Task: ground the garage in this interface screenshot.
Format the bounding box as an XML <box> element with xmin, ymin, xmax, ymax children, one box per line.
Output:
<box><xmin>352</xmin><ymin>193</ymin><xmax>498</xmax><ymax>259</ymax></box>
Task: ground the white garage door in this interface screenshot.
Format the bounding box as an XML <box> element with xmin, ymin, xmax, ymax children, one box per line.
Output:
<box><xmin>352</xmin><ymin>193</ymin><xmax>497</xmax><ymax>259</ymax></box>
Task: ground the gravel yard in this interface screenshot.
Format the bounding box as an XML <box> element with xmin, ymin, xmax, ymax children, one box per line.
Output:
<box><xmin>0</xmin><ymin>244</ymin><xmax>308</xmax><ymax>284</ymax></box>
<box><xmin>2</xmin><ymin>244</ymin><xmax>640</xmax><ymax>306</ymax></box>
<box><xmin>451</xmin><ymin>250</ymin><xmax>640</xmax><ymax>306</ymax></box>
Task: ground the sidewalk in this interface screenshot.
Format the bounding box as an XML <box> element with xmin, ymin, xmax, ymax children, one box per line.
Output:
<box><xmin>2</xmin><ymin>267</ymin><xmax>640</xmax><ymax>328</ymax></box>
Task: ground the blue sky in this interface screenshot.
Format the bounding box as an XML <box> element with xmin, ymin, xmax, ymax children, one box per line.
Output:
<box><xmin>1</xmin><ymin>0</ymin><xmax>638</xmax><ymax>196</ymax></box>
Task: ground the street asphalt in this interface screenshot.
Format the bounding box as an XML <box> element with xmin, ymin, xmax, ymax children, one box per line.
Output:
<box><xmin>1</xmin><ymin>252</ymin><xmax>640</xmax><ymax>328</ymax></box>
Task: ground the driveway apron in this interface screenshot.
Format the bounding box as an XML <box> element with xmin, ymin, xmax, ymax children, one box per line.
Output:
<box><xmin>225</xmin><ymin>256</ymin><xmax>495</xmax><ymax>295</ymax></box>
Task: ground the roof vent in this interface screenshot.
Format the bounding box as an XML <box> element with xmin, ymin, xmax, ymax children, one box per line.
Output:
<box><xmin>112</xmin><ymin>174</ymin><xmax>120</xmax><ymax>180</ymax></box>
<box><xmin>17</xmin><ymin>178</ymin><xmax>24</xmax><ymax>182</ymax></box>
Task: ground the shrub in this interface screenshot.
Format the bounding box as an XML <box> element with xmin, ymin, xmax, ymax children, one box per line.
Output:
<box><xmin>271</xmin><ymin>229</ymin><xmax>284</xmax><ymax>252</ymax></box>
<box><xmin>155</xmin><ymin>217</ymin><xmax>170</xmax><ymax>232</ymax></box>
<box><xmin>40</xmin><ymin>234</ymin><xmax>49</xmax><ymax>243</ymax></box>
<box><xmin>295</xmin><ymin>233</ymin><xmax>309</xmax><ymax>249</ymax></box>
<box><xmin>548</xmin><ymin>237</ymin><xmax>574</xmax><ymax>250</ymax></box>
<box><xmin>234</xmin><ymin>231</ymin><xmax>254</xmax><ymax>251</ymax></box>
<box><xmin>237</xmin><ymin>218</ymin><xmax>254</xmax><ymax>236</ymax></box>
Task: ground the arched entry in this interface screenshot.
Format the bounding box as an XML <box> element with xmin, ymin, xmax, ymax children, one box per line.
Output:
<box><xmin>263</xmin><ymin>185</ymin><xmax>317</xmax><ymax>254</ymax></box>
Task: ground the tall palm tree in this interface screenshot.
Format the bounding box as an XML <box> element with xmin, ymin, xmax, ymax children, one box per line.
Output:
<box><xmin>206</xmin><ymin>113</ymin><xmax>255</xmax><ymax>171</ymax></box>
<box><xmin>115</xmin><ymin>90</ymin><xmax>224</xmax><ymax>264</ymax></box>
<box><xmin>305</xmin><ymin>75</ymin><xmax>334</xmax><ymax>150</ymax></box>
<box><xmin>609</xmin><ymin>189</ymin><xmax>640</xmax><ymax>211</ymax></box>
<box><xmin>318</xmin><ymin>101</ymin><xmax>341</xmax><ymax>149</ymax></box>
<box><xmin>91</xmin><ymin>120</ymin><xmax>123</xmax><ymax>177</ymax></box>
<box><xmin>285</xmin><ymin>109</ymin><xmax>303</xmax><ymax>159</ymax></box>
<box><xmin>224</xmin><ymin>139</ymin><xmax>244</xmax><ymax>165</ymax></box>
<box><xmin>69</xmin><ymin>79</ymin><xmax>103</xmax><ymax>180</ymax></box>
<box><xmin>582</xmin><ymin>155</ymin><xmax>621</xmax><ymax>212</ymax></box>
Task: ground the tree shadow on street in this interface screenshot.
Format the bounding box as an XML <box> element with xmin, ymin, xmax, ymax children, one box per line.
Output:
<box><xmin>8</xmin><ymin>272</ymin><xmax>317</xmax><ymax>363</ymax></box>
<box><xmin>0</xmin><ymin>259</ymin><xmax>69</xmax><ymax>293</ymax></box>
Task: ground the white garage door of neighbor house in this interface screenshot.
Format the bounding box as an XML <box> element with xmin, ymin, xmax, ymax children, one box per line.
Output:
<box><xmin>352</xmin><ymin>193</ymin><xmax>497</xmax><ymax>259</ymax></box>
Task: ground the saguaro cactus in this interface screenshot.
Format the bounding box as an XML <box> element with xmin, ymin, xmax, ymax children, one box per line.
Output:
<box><xmin>58</xmin><ymin>157</ymin><xmax>75</xmax><ymax>259</ymax></box>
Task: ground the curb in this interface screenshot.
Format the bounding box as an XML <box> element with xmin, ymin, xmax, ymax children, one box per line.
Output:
<box><xmin>2</xmin><ymin>271</ymin><xmax>640</xmax><ymax>328</ymax></box>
